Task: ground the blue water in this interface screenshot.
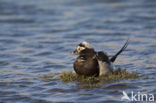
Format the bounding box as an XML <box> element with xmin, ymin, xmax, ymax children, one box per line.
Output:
<box><xmin>0</xmin><ymin>0</ymin><xmax>156</xmax><ymax>103</ymax></box>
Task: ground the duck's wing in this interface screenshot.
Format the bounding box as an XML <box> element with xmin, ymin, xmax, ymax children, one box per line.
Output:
<box><xmin>96</xmin><ymin>51</ymin><xmax>110</xmax><ymax>64</ymax></box>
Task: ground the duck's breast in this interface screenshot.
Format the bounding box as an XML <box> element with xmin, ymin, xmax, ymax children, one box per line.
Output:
<box><xmin>74</xmin><ymin>57</ymin><xmax>99</xmax><ymax>76</ymax></box>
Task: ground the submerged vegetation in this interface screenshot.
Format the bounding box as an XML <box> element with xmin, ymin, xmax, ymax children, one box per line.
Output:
<box><xmin>41</xmin><ymin>68</ymin><xmax>138</xmax><ymax>87</ymax></box>
<box><xmin>58</xmin><ymin>69</ymin><xmax>138</xmax><ymax>84</ymax></box>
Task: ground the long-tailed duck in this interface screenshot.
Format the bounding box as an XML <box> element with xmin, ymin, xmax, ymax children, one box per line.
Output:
<box><xmin>72</xmin><ymin>40</ymin><xmax>129</xmax><ymax>77</ymax></box>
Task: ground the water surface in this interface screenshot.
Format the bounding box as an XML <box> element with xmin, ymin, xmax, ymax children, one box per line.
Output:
<box><xmin>0</xmin><ymin>0</ymin><xmax>156</xmax><ymax>102</ymax></box>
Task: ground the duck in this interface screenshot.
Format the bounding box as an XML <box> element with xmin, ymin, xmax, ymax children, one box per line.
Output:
<box><xmin>72</xmin><ymin>40</ymin><xmax>129</xmax><ymax>77</ymax></box>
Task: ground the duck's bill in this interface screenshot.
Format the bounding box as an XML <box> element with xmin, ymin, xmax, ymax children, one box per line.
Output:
<box><xmin>72</xmin><ymin>50</ymin><xmax>78</xmax><ymax>54</ymax></box>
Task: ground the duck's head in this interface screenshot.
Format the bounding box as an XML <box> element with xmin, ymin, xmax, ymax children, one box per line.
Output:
<box><xmin>72</xmin><ymin>41</ymin><xmax>94</xmax><ymax>55</ymax></box>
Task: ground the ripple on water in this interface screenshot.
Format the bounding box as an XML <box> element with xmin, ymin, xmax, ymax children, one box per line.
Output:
<box><xmin>0</xmin><ymin>18</ymin><xmax>34</xmax><ymax>24</ymax></box>
<box><xmin>104</xmin><ymin>83</ymin><xmax>137</xmax><ymax>90</ymax></box>
<box><xmin>0</xmin><ymin>0</ymin><xmax>156</xmax><ymax>102</ymax></box>
<box><xmin>0</xmin><ymin>61</ymin><xmax>9</xmax><ymax>66</ymax></box>
<box><xmin>34</xmin><ymin>51</ymin><xmax>52</xmax><ymax>56</ymax></box>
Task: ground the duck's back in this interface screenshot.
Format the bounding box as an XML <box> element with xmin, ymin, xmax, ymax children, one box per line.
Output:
<box><xmin>74</xmin><ymin>56</ymin><xmax>99</xmax><ymax>76</ymax></box>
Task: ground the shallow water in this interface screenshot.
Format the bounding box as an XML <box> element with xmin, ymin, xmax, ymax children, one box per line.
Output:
<box><xmin>0</xmin><ymin>0</ymin><xmax>156</xmax><ymax>102</ymax></box>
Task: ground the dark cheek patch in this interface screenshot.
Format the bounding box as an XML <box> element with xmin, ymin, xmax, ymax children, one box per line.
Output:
<box><xmin>76</xmin><ymin>47</ymin><xmax>81</xmax><ymax>53</ymax></box>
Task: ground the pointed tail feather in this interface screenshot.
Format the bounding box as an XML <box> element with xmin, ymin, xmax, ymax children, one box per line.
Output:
<box><xmin>110</xmin><ymin>39</ymin><xmax>129</xmax><ymax>62</ymax></box>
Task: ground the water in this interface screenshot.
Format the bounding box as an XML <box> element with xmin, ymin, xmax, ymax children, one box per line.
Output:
<box><xmin>0</xmin><ymin>0</ymin><xmax>156</xmax><ymax>102</ymax></box>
